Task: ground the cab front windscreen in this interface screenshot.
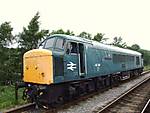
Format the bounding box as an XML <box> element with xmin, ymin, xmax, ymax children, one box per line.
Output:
<box><xmin>39</xmin><ymin>37</ymin><xmax>65</xmax><ymax>51</ymax></box>
<box><xmin>44</xmin><ymin>38</ymin><xmax>55</xmax><ymax>49</ymax></box>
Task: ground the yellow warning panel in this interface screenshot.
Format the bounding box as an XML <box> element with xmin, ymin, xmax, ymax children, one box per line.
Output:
<box><xmin>23</xmin><ymin>49</ymin><xmax>53</xmax><ymax>85</ymax></box>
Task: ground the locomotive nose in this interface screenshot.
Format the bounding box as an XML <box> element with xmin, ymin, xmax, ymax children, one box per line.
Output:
<box><xmin>23</xmin><ymin>49</ymin><xmax>53</xmax><ymax>85</ymax></box>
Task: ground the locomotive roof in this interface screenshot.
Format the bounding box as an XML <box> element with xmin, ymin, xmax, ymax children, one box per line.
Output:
<box><xmin>51</xmin><ymin>34</ymin><xmax>141</xmax><ymax>56</ymax></box>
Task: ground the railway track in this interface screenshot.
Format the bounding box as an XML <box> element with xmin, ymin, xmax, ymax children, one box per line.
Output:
<box><xmin>141</xmin><ymin>99</ymin><xmax>150</xmax><ymax>113</ymax></box>
<box><xmin>96</xmin><ymin>72</ymin><xmax>150</xmax><ymax>113</ymax></box>
<box><xmin>4</xmin><ymin>71</ymin><xmax>150</xmax><ymax>113</ymax></box>
<box><xmin>4</xmin><ymin>103</ymin><xmax>35</xmax><ymax>113</ymax></box>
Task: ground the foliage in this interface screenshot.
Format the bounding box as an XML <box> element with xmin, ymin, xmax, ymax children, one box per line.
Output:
<box><xmin>139</xmin><ymin>49</ymin><xmax>150</xmax><ymax>66</ymax></box>
<box><xmin>0</xmin><ymin>48</ymin><xmax>22</xmax><ymax>84</ymax></box>
<box><xmin>144</xmin><ymin>65</ymin><xmax>150</xmax><ymax>71</ymax></box>
<box><xmin>78</xmin><ymin>31</ymin><xmax>92</xmax><ymax>40</ymax></box>
<box><xmin>93</xmin><ymin>33</ymin><xmax>108</xmax><ymax>43</ymax></box>
<box><xmin>65</xmin><ymin>30</ymin><xmax>75</xmax><ymax>36</ymax></box>
<box><xmin>0</xmin><ymin>12</ymin><xmax>49</xmax><ymax>84</ymax></box>
<box><xmin>0</xmin><ymin>22</ymin><xmax>14</xmax><ymax>47</ymax></box>
<box><xmin>0</xmin><ymin>22</ymin><xmax>17</xmax><ymax>84</ymax></box>
<box><xmin>18</xmin><ymin>12</ymin><xmax>49</xmax><ymax>50</ymax></box>
<box><xmin>112</xmin><ymin>36</ymin><xmax>127</xmax><ymax>48</ymax></box>
<box><xmin>127</xmin><ymin>44</ymin><xmax>140</xmax><ymax>51</ymax></box>
<box><xmin>50</xmin><ymin>29</ymin><xmax>75</xmax><ymax>36</ymax></box>
<box><xmin>0</xmin><ymin>85</ymin><xmax>26</xmax><ymax>111</ymax></box>
<box><xmin>130</xmin><ymin>44</ymin><xmax>140</xmax><ymax>51</ymax></box>
<box><xmin>127</xmin><ymin>44</ymin><xmax>150</xmax><ymax>66</ymax></box>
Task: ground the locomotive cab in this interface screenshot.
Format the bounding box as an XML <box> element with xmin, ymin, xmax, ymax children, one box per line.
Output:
<box><xmin>23</xmin><ymin>36</ymin><xmax>60</xmax><ymax>85</ymax></box>
<box><xmin>23</xmin><ymin>35</ymin><xmax>87</xmax><ymax>85</ymax></box>
<box><xmin>42</xmin><ymin>35</ymin><xmax>86</xmax><ymax>81</ymax></box>
<box><xmin>23</xmin><ymin>35</ymin><xmax>87</xmax><ymax>105</ymax></box>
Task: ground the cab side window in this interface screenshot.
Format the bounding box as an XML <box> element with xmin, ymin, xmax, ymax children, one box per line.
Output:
<box><xmin>66</xmin><ymin>42</ymin><xmax>78</xmax><ymax>54</ymax></box>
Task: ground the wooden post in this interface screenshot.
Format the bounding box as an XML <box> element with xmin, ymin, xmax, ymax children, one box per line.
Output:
<box><xmin>15</xmin><ymin>82</ymin><xmax>18</xmax><ymax>103</ymax></box>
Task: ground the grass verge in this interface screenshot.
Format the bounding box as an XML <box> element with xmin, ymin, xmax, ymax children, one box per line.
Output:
<box><xmin>144</xmin><ymin>65</ymin><xmax>150</xmax><ymax>71</ymax></box>
<box><xmin>0</xmin><ymin>85</ymin><xmax>26</xmax><ymax>111</ymax></box>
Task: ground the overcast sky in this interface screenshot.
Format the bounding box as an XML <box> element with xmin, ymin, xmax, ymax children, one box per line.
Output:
<box><xmin>0</xmin><ymin>0</ymin><xmax>150</xmax><ymax>50</ymax></box>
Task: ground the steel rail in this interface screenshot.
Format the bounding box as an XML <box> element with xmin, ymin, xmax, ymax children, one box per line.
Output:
<box><xmin>4</xmin><ymin>103</ymin><xmax>35</xmax><ymax>113</ymax></box>
<box><xmin>141</xmin><ymin>99</ymin><xmax>150</xmax><ymax>113</ymax></box>
<box><xmin>97</xmin><ymin>71</ymin><xmax>150</xmax><ymax>113</ymax></box>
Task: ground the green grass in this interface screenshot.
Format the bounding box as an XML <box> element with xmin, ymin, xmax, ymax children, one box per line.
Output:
<box><xmin>0</xmin><ymin>85</ymin><xmax>26</xmax><ymax>111</ymax></box>
<box><xmin>144</xmin><ymin>65</ymin><xmax>150</xmax><ymax>71</ymax></box>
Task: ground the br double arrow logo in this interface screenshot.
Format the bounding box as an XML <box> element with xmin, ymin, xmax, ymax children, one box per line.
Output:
<box><xmin>67</xmin><ymin>62</ymin><xmax>76</xmax><ymax>71</ymax></box>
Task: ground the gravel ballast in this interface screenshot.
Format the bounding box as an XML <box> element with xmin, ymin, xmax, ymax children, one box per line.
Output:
<box><xmin>58</xmin><ymin>73</ymin><xmax>150</xmax><ymax>113</ymax></box>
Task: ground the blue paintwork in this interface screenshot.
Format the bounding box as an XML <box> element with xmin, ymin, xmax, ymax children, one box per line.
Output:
<box><xmin>41</xmin><ymin>34</ymin><xmax>143</xmax><ymax>84</ymax></box>
<box><xmin>64</xmin><ymin>54</ymin><xmax>79</xmax><ymax>81</ymax></box>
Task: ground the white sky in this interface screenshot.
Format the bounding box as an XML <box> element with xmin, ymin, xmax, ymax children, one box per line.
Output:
<box><xmin>0</xmin><ymin>0</ymin><xmax>150</xmax><ymax>50</ymax></box>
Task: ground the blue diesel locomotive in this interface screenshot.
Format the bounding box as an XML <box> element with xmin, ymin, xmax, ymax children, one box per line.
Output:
<box><xmin>23</xmin><ymin>34</ymin><xmax>143</xmax><ymax>106</ymax></box>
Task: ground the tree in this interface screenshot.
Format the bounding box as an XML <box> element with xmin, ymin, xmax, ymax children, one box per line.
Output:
<box><xmin>50</xmin><ymin>29</ymin><xmax>65</xmax><ymax>35</ymax></box>
<box><xmin>112</xmin><ymin>36</ymin><xmax>127</xmax><ymax>48</ymax></box>
<box><xmin>0</xmin><ymin>22</ymin><xmax>15</xmax><ymax>84</ymax></box>
<box><xmin>0</xmin><ymin>21</ymin><xmax>14</xmax><ymax>64</ymax></box>
<box><xmin>0</xmin><ymin>22</ymin><xmax>14</xmax><ymax>47</ymax></box>
<box><xmin>18</xmin><ymin>12</ymin><xmax>49</xmax><ymax>50</ymax></box>
<box><xmin>93</xmin><ymin>33</ymin><xmax>108</xmax><ymax>43</ymax></box>
<box><xmin>130</xmin><ymin>44</ymin><xmax>140</xmax><ymax>51</ymax></box>
<box><xmin>50</xmin><ymin>29</ymin><xmax>75</xmax><ymax>36</ymax></box>
<box><xmin>0</xmin><ymin>48</ymin><xmax>22</xmax><ymax>82</ymax></box>
<box><xmin>139</xmin><ymin>49</ymin><xmax>150</xmax><ymax>66</ymax></box>
<box><xmin>78</xmin><ymin>31</ymin><xmax>92</xmax><ymax>40</ymax></box>
<box><xmin>65</xmin><ymin>30</ymin><xmax>75</xmax><ymax>36</ymax></box>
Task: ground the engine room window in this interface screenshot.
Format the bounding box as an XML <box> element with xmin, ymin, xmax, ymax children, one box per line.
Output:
<box><xmin>55</xmin><ymin>38</ymin><xmax>65</xmax><ymax>50</ymax></box>
<box><xmin>113</xmin><ymin>54</ymin><xmax>127</xmax><ymax>63</ymax></box>
<box><xmin>136</xmin><ymin>56</ymin><xmax>140</xmax><ymax>65</ymax></box>
<box><xmin>44</xmin><ymin>38</ymin><xmax>55</xmax><ymax>49</ymax></box>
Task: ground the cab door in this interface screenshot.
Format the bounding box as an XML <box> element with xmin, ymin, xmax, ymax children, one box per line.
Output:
<box><xmin>64</xmin><ymin>42</ymin><xmax>79</xmax><ymax>81</ymax></box>
<box><xmin>78</xmin><ymin>43</ymin><xmax>86</xmax><ymax>77</ymax></box>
